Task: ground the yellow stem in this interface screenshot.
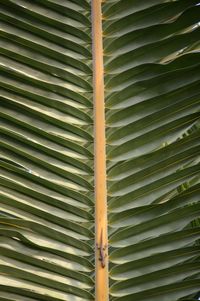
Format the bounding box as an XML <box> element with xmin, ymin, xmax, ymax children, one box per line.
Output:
<box><xmin>92</xmin><ymin>0</ymin><xmax>108</xmax><ymax>300</ymax></box>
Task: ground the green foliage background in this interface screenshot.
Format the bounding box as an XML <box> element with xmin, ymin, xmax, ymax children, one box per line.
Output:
<box><xmin>0</xmin><ymin>0</ymin><xmax>200</xmax><ymax>300</ymax></box>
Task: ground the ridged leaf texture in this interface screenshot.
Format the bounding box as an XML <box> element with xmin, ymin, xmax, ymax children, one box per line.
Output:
<box><xmin>104</xmin><ymin>0</ymin><xmax>200</xmax><ymax>300</ymax></box>
<box><xmin>0</xmin><ymin>1</ymin><xmax>94</xmax><ymax>300</ymax></box>
<box><xmin>0</xmin><ymin>0</ymin><xmax>200</xmax><ymax>301</ymax></box>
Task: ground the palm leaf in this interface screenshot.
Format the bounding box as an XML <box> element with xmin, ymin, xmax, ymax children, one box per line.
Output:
<box><xmin>0</xmin><ymin>0</ymin><xmax>94</xmax><ymax>300</ymax></box>
<box><xmin>103</xmin><ymin>0</ymin><xmax>200</xmax><ymax>300</ymax></box>
<box><xmin>0</xmin><ymin>0</ymin><xmax>200</xmax><ymax>300</ymax></box>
